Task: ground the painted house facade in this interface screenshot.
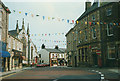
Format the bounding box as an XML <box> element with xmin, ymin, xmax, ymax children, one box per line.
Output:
<box><xmin>38</xmin><ymin>47</ymin><xmax>66</xmax><ymax>67</ymax></box>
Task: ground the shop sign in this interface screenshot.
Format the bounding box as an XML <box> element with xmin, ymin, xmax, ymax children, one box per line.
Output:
<box><xmin>96</xmin><ymin>50</ymin><xmax>101</xmax><ymax>55</ymax></box>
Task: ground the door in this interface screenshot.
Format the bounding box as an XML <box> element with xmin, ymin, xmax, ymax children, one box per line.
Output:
<box><xmin>92</xmin><ymin>53</ymin><xmax>98</xmax><ymax>66</ymax></box>
<box><xmin>75</xmin><ymin>56</ymin><xmax>77</xmax><ymax>67</ymax></box>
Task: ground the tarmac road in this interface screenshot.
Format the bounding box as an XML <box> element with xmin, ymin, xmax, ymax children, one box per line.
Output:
<box><xmin>1</xmin><ymin>67</ymin><xmax>102</xmax><ymax>81</ymax></box>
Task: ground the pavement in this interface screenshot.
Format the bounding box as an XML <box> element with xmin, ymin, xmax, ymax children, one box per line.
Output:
<box><xmin>0</xmin><ymin>67</ymin><xmax>35</xmax><ymax>77</ymax></box>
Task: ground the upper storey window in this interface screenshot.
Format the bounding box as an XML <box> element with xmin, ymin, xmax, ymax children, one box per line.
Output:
<box><xmin>106</xmin><ymin>8</ymin><xmax>112</xmax><ymax>16</ymax></box>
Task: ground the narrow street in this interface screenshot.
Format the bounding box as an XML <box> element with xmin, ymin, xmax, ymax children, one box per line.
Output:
<box><xmin>1</xmin><ymin>67</ymin><xmax>101</xmax><ymax>81</ymax></box>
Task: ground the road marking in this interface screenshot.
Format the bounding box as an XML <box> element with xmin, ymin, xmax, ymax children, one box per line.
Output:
<box><xmin>98</xmin><ymin>72</ymin><xmax>102</xmax><ymax>74</ymax></box>
<box><xmin>53</xmin><ymin>79</ymin><xmax>58</xmax><ymax>81</ymax></box>
<box><xmin>0</xmin><ymin>73</ymin><xmax>17</xmax><ymax>79</ymax></box>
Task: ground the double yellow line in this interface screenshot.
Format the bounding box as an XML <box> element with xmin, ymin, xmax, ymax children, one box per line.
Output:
<box><xmin>0</xmin><ymin>70</ymin><xmax>23</xmax><ymax>79</ymax></box>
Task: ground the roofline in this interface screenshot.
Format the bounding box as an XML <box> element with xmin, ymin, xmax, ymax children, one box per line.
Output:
<box><xmin>77</xmin><ymin>2</ymin><xmax>113</xmax><ymax>21</ymax></box>
<box><xmin>65</xmin><ymin>28</ymin><xmax>74</xmax><ymax>37</ymax></box>
<box><xmin>8</xmin><ymin>33</ymin><xmax>23</xmax><ymax>43</ymax></box>
<box><xmin>0</xmin><ymin>1</ymin><xmax>11</xmax><ymax>13</ymax></box>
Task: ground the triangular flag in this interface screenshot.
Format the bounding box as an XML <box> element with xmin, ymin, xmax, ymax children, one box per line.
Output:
<box><xmin>85</xmin><ymin>21</ymin><xmax>87</xmax><ymax>25</ymax></box>
<box><xmin>19</xmin><ymin>11</ymin><xmax>21</xmax><ymax>14</ymax></box>
<box><xmin>113</xmin><ymin>23</ymin><xmax>116</xmax><ymax>25</ymax></box>
<box><xmin>25</xmin><ymin>13</ymin><xmax>28</xmax><ymax>16</ymax></box>
<box><xmin>89</xmin><ymin>22</ymin><xmax>91</xmax><ymax>25</ymax></box>
<box><xmin>43</xmin><ymin>16</ymin><xmax>45</xmax><ymax>20</ymax></box>
<box><xmin>36</xmin><ymin>14</ymin><xmax>39</xmax><ymax>16</ymax></box>
<box><xmin>116</xmin><ymin>23</ymin><xmax>118</xmax><ymax>26</ymax></box>
<box><xmin>48</xmin><ymin>17</ymin><xmax>50</xmax><ymax>20</ymax></box>
<box><xmin>31</xmin><ymin>14</ymin><xmax>34</xmax><ymax>17</ymax></box>
<box><xmin>76</xmin><ymin>21</ymin><xmax>79</xmax><ymax>24</ymax></box>
<box><xmin>72</xmin><ymin>20</ymin><xmax>74</xmax><ymax>23</ymax></box>
<box><xmin>13</xmin><ymin>10</ymin><xmax>15</xmax><ymax>12</ymax></box>
<box><xmin>52</xmin><ymin>17</ymin><xmax>55</xmax><ymax>20</ymax></box>
<box><xmin>62</xmin><ymin>19</ymin><xmax>64</xmax><ymax>21</ymax></box>
<box><xmin>97</xmin><ymin>22</ymin><xmax>99</xmax><ymax>25</ymax></box>
<box><xmin>67</xmin><ymin>20</ymin><xmax>69</xmax><ymax>23</ymax></box>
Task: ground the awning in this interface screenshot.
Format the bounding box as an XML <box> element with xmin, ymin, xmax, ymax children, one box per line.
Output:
<box><xmin>0</xmin><ymin>51</ymin><xmax>11</xmax><ymax>57</ymax></box>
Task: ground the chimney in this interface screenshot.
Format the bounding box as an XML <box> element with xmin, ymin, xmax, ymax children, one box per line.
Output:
<box><xmin>85</xmin><ymin>0</ymin><xmax>91</xmax><ymax>11</ymax></box>
<box><xmin>55</xmin><ymin>45</ymin><xmax>58</xmax><ymax>49</ymax></box>
<box><xmin>41</xmin><ymin>44</ymin><xmax>45</xmax><ymax>49</ymax></box>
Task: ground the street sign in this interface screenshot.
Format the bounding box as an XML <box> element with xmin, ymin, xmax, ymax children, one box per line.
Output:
<box><xmin>96</xmin><ymin>50</ymin><xmax>101</xmax><ymax>55</ymax></box>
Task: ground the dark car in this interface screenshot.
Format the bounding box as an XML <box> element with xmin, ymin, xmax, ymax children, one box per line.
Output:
<box><xmin>36</xmin><ymin>63</ymin><xmax>49</xmax><ymax>67</ymax></box>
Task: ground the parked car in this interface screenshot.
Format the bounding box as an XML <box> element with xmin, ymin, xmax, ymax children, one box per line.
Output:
<box><xmin>36</xmin><ymin>63</ymin><xmax>49</xmax><ymax>67</ymax></box>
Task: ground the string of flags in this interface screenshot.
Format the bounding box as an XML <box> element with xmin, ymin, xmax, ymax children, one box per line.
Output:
<box><xmin>12</xmin><ymin>9</ymin><xmax>120</xmax><ymax>25</ymax></box>
<box><xmin>1</xmin><ymin>8</ymin><xmax>120</xmax><ymax>25</ymax></box>
<box><xmin>31</xmin><ymin>38</ymin><xmax>66</xmax><ymax>43</ymax></box>
<box><xmin>30</xmin><ymin>33</ymin><xmax>65</xmax><ymax>36</ymax></box>
<box><xmin>11</xmin><ymin>9</ymin><xmax>74</xmax><ymax>24</ymax></box>
<box><xmin>76</xmin><ymin>21</ymin><xmax>120</xmax><ymax>26</ymax></box>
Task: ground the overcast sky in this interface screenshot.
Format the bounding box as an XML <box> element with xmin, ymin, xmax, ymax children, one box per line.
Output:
<box><xmin>2</xmin><ymin>0</ymin><xmax>94</xmax><ymax>50</ymax></box>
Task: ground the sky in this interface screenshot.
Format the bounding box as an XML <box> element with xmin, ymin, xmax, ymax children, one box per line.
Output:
<box><xmin>2</xmin><ymin>0</ymin><xmax>93</xmax><ymax>50</ymax></box>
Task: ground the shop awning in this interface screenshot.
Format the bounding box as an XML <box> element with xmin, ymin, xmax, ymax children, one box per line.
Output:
<box><xmin>0</xmin><ymin>51</ymin><xmax>11</xmax><ymax>57</ymax></box>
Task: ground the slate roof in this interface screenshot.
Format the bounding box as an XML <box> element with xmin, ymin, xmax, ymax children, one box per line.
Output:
<box><xmin>45</xmin><ymin>48</ymin><xmax>66</xmax><ymax>53</ymax></box>
<box><xmin>8</xmin><ymin>29</ymin><xmax>22</xmax><ymax>37</ymax></box>
<box><xmin>77</xmin><ymin>2</ymin><xmax>111</xmax><ymax>21</ymax></box>
<box><xmin>77</xmin><ymin>2</ymin><xmax>99</xmax><ymax>21</ymax></box>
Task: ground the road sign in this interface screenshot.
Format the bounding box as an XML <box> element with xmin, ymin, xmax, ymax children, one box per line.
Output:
<box><xmin>96</xmin><ymin>50</ymin><xmax>101</xmax><ymax>55</ymax></box>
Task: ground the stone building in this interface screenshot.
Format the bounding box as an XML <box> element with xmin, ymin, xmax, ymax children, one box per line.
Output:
<box><xmin>66</xmin><ymin>1</ymin><xmax>120</xmax><ymax>67</ymax></box>
<box><xmin>8</xmin><ymin>33</ymin><xmax>23</xmax><ymax>70</ymax></box>
<box><xmin>0</xmin><ymin>1</ymin><xmax>11</xmax><ymax>72</ymax></box>
<box><xmin>9</xmin><ymin>19</ymin><xmax>39</xmax><ymax>65</ymax></box>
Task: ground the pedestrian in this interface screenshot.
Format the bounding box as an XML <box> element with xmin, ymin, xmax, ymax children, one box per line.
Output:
<box><xmin>65</xmin><ymin>61</ymin><xmax>67</xmax><ymax>66</ymax></box>
<box><xmin>32</xmin><ymin>62</ymin><xmax>34</xmax><ymax>67</ymax></box>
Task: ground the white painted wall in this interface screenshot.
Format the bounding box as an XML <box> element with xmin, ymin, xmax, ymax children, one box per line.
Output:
<box><xmin>38</xmin><ymin>49</ymin><xmax>49</xmax><ymax>64</ymax></box>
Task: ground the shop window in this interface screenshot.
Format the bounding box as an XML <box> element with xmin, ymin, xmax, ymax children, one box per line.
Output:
<box><xmin>82</xmin><ymin>48</ymin><xmax>84</xmax><ymax>62</ymax></box>
<box><xmin>108</xmin><ymin>45</ymin><xmax>115</xmax><ymax>59</ymax></box>
<box><xmin>107</xmin><ymin>23</ymin><xmax>113</xmax><ymax>36</ymax></box>
<box><xmin>92</xmin><ymin>27</ymin><xmax>97</xmax><ymax>39</ymax></box>
<box><xmin>106</xmin><ymin>8</ymin><xmax>112</xmax><ymax>16</ymax></box>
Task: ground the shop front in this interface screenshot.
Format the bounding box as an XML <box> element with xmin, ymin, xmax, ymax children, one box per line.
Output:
<box><xmin>51</xmin><ymin>59</ymin><xmax>58</xmax><ymax>66</ymax></box>
<box><xmin>12</xmin><ymin>49</ymin><xmax>23</xmax><ymax>70</ymax></box>
<box><xmin>57</xmin><ymin>58</ymin><xmax>64</xmax><ymax>66</ymax></box>
<box><xmin>0</xmin><ymin>51</ymin><xmax>11</xmax><ymax>72</ymax></box>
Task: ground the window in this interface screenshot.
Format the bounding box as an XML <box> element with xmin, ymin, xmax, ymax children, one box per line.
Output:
<box><xmin>118</xmin><ymin>45</ymin><xmax>120</xmax><ymax>59</ymax></box>
<box><xmin>78</xmin><ymin>30</ymin><xmax>82</xmax><ymax>43</ymax></box>
<box><xmin>107</xmin><ymin>8</ymin><xmax>112</xmax><ymax>16</ymax></box>
<box><xmin>85</xmin><ymin>30</ymin><xmax>87</xmax><ymax>41</ymax></box>
<box><xmin>92</xmin><ymin>27</ymin><xmax>96</xmax><ymax>39</ymax></box>
<box><xmin>0</xmin><ymin>28</ymin><xmax>1</xmax><ymax>41</ymax></box>
<box><xmin>13</xmin><ymin>40</ymin><xmax>15</xmax><ymax>49</ymax></box>
<box><xmin>39</xmin><ymin>54</ymin><xmax>41</xmax><ymax>58</ymax></box>
<box><xmin>8</xmin><ymin>37</ymin><xmax>11</xmax><ymax>48</ymax></box>
<box><xmin>92</xmin><ymin>15</ymin><xmax>95</xmax><ymax>21</ymax></box>
<box><xmin>108</xmin><ymin>45</ymin><xmax>115</xmax><ymax>59</ymax></box>
<box><xmin>107</xmin><ymin>23</ymin><xmax>113</xmax><ymax>36</ymax></box>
